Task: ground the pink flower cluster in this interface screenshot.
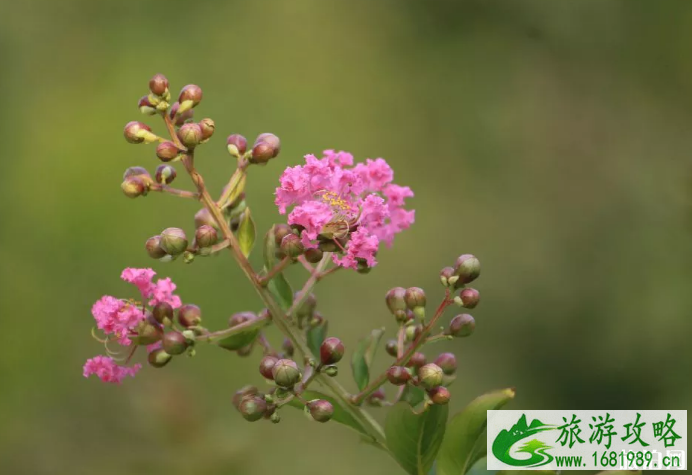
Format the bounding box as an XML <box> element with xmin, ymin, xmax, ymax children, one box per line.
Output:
<box><xmin>84</xmin><ymin>268</ymin><xmax>181</xmax><ymax>384</ymax></box>
<box><xmin>275</xmin><ymin>150</ymin><xmax>414</xmax><ymax>269</ymax></box>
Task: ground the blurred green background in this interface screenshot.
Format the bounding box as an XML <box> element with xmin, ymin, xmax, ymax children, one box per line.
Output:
<box><xmin>1</xmin><ymin>0</ymin><xmax>690</xmax><ymax>474</ymax></box>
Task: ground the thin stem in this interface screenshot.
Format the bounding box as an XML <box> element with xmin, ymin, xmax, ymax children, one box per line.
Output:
<box><xmin>396</xmin><ymin>324</ymin><xmax>405</xmax><ymax>359</ymax></box>
<box><xmin>197</xmin><ymin>313</ymin><xmax>270</xmax><ymax>343</ymax></box>
<box><xmin>288</xmin><ymin>256</ymin><xmax>331</xmax><ymax>317</ymax></box>
<box><xmin>149</xmin><ymin>183</ymin><xmax>200</xmax><ymax>200</ymax></box>
<box><xmin>210</xmin><ymin>239</ymin><xmax>231</xmax><ymax>253</ymax></box>
<box><xmin>351</xmin><ymin>291</ymin><xmax>453</xmax><ymax>405</ymax></box>
<box><xmin>259</xmin><ymin>257</ymin><xmax>292</xmax><ymax>287</ymax></box>
<box><xmin>297</xmin><ymin>255</ymin><xmax>315</xmax><ymax>275</ymax></box>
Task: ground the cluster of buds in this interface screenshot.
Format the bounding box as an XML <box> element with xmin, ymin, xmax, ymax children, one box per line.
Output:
<box><xmin>147</xmin><ymin>302</ymin><xmax>203</xmax><ymax>368</ymax></box>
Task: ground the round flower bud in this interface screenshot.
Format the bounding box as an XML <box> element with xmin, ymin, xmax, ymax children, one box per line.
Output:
<box><xmin>195</xmin><ymin>225</ymin><xmax>218</xmax><ymax>248</ymax></box>
<box><xmin>133</xmin><ymin>319</ymin><xmax>163</xmax><ymax>345</ymax></box>
<box><xmin>226</xmin><ymin>134</ymin><xmax>248</xmax><ymax>158</ymax></box>
<box><xmin>270</xmin><ymin>412</ymin><xmax>281</xmax><ymax>424</ymax></box>
<box><xmin>428</xmin><ymin>386</ymin><xmax>451</xmax><ymax>405</ymax></box>
<box><xmin>194</xmin><ymin>208</ymin><xmax>218</xmax><ymax>231</ymax></box>
<box><xmin>459</xmin><ymin>288</ymin><xmax>480</xmax><ymax>309</ymax></box>
<box><xmin>138</xmin><ymin>95</ymin><xmax>157</xmax><ymax>115</ymax></box>
<box><xmin>271</xmin><ymin>359</ymin><xmax>301</xmax><ymax>388</ymax></box>
<box><xmin>323</xmin><ymin>365</ymin><xmax>338</xmax><ymax>377</ymax></box>
<box><xmin>385</xmin><ymin>287</ymin><xmax>407</xmax><ymax>320</ymax></box>
<box><xmin>304</xmin><ymin>248</ymin><xmax>324</xmax><ymax>264</ymax></box>
<box><xmin>149</xmin><ymin>73</ymin><xmax>169</xmax><ymax>96</ymax></box>
<box><xmin>178</xmin><ymin>304</ymin><xmax>202</xmax><ymax>328</ymax></box>
<box><xmin>152</xmin><ymin>301</ymin><xmax>174</xmax><ymax>326</ymax></box>
<box><xmin>385</xmin><ymin>339</ymin><xmax>398</xmax><ymax>357</ymax></box>
<box><xmin>418</xmin><ymin>363</ymin><xmax>444</xmax><ymax>390</ymax></box>
<box><xmin>177</xmin><ymin>123</ymin><xmax>203</xmax><ymax>148</ymax></box>
<box><xmin>386</xmin><ymin>366</ymin><xmax>411</xmax><ymax>386</ymax></box>
<box><xmin>199</xmin><ymin>118</ymin><xmax>215</xmax><ymax>141</ymax></box>
<box><xmin>307</xmin><ymin>399</ymin><xmax>334</xmax><ymax>423</ymax></box>
<box><xmin>434</xmin><ymin>353</ymin><xmax>457</xmax><ymax>375</ymax></box>
<box><xmin>454</xmin><ymin>254</ymin><xmax>481</xmax><ymax>284</ymax></box>
<box><xmin>281</xmin><ymin>337</ymin><xmax>295</xmax><ymax>357</ymax></box>
<box><xmin>121</xmin><ymin>176</ymin><xmax>147</xmax><ymax>198</ymax></box>
<box><xmin>162</xmin><ymin>331</ymin><xmax>189</xmax><ymax>355</ymax></box>
<box><xmin>160</xmin><ymin>227</ymin><xmax>188</xmax><ymax>255</ymax></box>
<box><xmin>405</xmin><ymin>324</ymin><xmax>423</xmax><ymax>342</ymax></box>
<box><xmin>239</xmin><ymin>396</ymin><xmax>267</xmax><ymax>422</ymax></box>
<box><xmin>155</xmin><ymin>164</ymin><xmax>177</xmax><ymax>184</ymax></box>
<box><xmin>145</xmin><ymin>235</ymin><xmax>167</xmax><ymax>259</ymax></box>
<box><xmin>273</xmin><ymin>224</ymin><xmax>293</xmax><ymax>246</ymax></box>
<box><xmin>177</xmin><ymin>84</ymin><xmax>203</xmax><ymax>111</ymax></box>
<box><xmin>148</xmin><ymin>348</ymin><xmax>172</xmax><ymax>368</ymax></box>
<box><xmin>250</xmin><ymin>142</ymin><xmax>274</xmax><ymax>164</ymax></box>
<box><xmin>293</xmin><ymin>293</ymin><xmax>317</xmax><ymax>320</ymax></box>
<box><xmin>124</xmin><ymin>121</ymin><xmax>156</xmax><ymax>144</ymax></box>
<box><xmin>169</xmin><ymin>101</ymin><xmax>194</xmax><ymax>126</ymax></box>
<box><xmin>123</xmin><ymin>166</ymin><xmax>151</xmax><ymax>181</ymax></box>
<box><xmin>255</xmin><ymin>133</ymin><xmax>280</xmax><ymax>157</ymax></box>
<box><xmin>280</xmin><ymin>233</ymin><xmax>304</xmax><ymax>258</ymax></box>
<box><xmin>232</xmin><ymin>385</ymin><xmax>258</xmax><ymax>409</ymax></box>
<box><xmin>406</xmin><ymin>352</ymin><xmax>427</xmax><ymax>370</ymax></box>
<box><xmin>320</xmin><ymin>337</ymin><xmax>344</xmax><ymax>365</ymax></box>
<box><xmin>156</xmin><ymin>141</ymin><xmax>180</xmax><ymax>162</ymax></box>
<box><xmin>229</xmin><ymin>311</ymin><xmax>256</xmax><ymax>327</ymax></box>
<box><xmin>449</xmin><ymin>314</ymin><xmax>475</xmax><ymax>337</ymax></box>
<box><xmin>404</xmin><ymin>287</ymin><xmax>426</xmax><ymax>310</ymax></box>
<box><xmin>367</xmin><ymin>388</ymin><xmax>386</xmax><ymax>406</ymax></box>
<box><xmin>259</xmin><ymin>356</ymin><xmax>278</xmax><ymax>380</ymax></box>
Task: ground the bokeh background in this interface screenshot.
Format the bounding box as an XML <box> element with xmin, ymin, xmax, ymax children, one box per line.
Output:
<box><xmin>0</xmin><ymin>0</ymin><xmax>690</xmax><ymax>474</ymax></box>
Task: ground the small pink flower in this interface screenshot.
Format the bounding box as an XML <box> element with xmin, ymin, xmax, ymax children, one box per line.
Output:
<box><xmin>332</xmin><ymin>229</ymin><xmax>379</xmax><ymax>270</ymax></box>
<box><xmin>83</xmin><ymin>355</ymin><xmax>141</xmax><ymax>384</ymax></box>
<box><xmin>288</xmin><ymin>201</ymin><xmax>335</xmax><ymax>246</ymax></box>
<box><xmin>148</xmin><ymin>277</ymin><xmax>182</xmax><ymax>308</ymax></box>
<box><xmin>121</xmin><ymin>268</ymin><xmax>156</xmax><ymax>298</ymax></box>
<box><xmin>91</xmin><ymin>296</ymin><xmax>145</xmax><ymax>345</ymax></box>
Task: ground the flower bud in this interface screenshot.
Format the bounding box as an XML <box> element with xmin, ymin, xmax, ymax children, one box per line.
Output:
<box><xmin>177</xmin><ymin>84</ymin><xmax>203</xmax><ymax>112</ymax></box>
<box><xmin>162</xmin><ymin>331</ymin><xmax>189</xmax><ymax>355</ymax></box>
<box><xmin>367</xmin><ymin>388</ymin><xmax>386</xmax><ymax>406</ymax></box>
<box><xmin>308</xmin><ymin>399</ymin><xmax>334</xmax><ymax>423</ymax></box>
<box><xmin>434</xmin><ymin>353</ymin><xmax>457</xmax><ymax>375</ymax></box>
<box><xmin>439</xmin><ymin>267</ymin><xmax>455</xmax><ymax>286</ymax></box>
<box><xmin>404</xmin><ymin>287</ymin><xmax>426</xmax><ymax>310</ymax></box>
<box><xmin>195</xmin><ymin>225</ymin><xmax>218</xmax><ymax>248</ymax></box>
<box><xmin>225</xmin><ymin>134</ymin><xmax>248</xmax><ymax>158</ymax></box>
<box><xmin>124</xmin><ymin>121</ymin><xmax>157</xmax><ymax>144</ymax></box>
<box><xmin>385</xmin><ymin>287</ymin><xmax>407</xmax><ymax>321</ymax></box>
<box><xmin>250</xmin><ymin>142</ymin><xmax>274</xmax><ymax>165</ymax></box>
<box><xmin>280</xmin><ymin>234</ymin><xmax>304</xmax><ymax>258</ymax></box>
<box><xmin>155</xmin><ymin>164</ymin><xmax>177</xmax><ymax>184</ymax></box>
<box><xmin>323</xmin><ymin>365</ymin><xmax>338</xmax><ymax>377</ymax></box>
<box><xmin>259</xmin><ymin>355</ymin><xmax>278</xmax><ymax>380</ymax></box>
<box><xmin>428</xmin><ymin>386</ymin><xmax>451</xmax><ymax>405</ymax></box>
<box><xmin>133</xmin><ymin>319</ymin><xmax>163</xmax><ymax>345</ymax></box>
<box><xmin>320</xmin><ymin>337</ymin><xmax>344</xmax><ymax>365</ymax></box>
<box><xmin>281</xmin><ymin>337</ymin><xmax>295</xmax><ymax>357</ymax></box>
<box><xmin>454</xmin><ymin>254</ymin><xmax>481</xmax><ymax>284</ymax></box>
<box><xmin>169</xmin><ymin>101</ymin><xmax>194</xmax><ymax>126</ymax></box>
<box><xmin>123</xmin><ymin>166</ymin><xmax>151</xmax><ymax>180</ymax></box>
<box><xmin>386</xmin><ymin>366</ymin><xmax>411</xmax><ymax>386</ymax></box>
<box><xmin>178</xmin><ymin>304</ymin><xmax>202</xmax><ymax>328</ymax></box>
<box><xmin>160</xmin><ymin>227</ymin><xmax>188</xmax><ymax>255</ymax></box>
<box><xmin>144</xmin><ymin>235</ymin><xmax>166</xmax><ymax>260</ymax></box>
<box><xmin>194</xmin><ymin>208</ymin><xmax>219</xmax><ymax>231</ymax></box>
<box><xmin>229</xmin><ymin>311</ymin><xmax>256</xmax><ymax>327</ymax></box>
<box><xmin>405</xmin><ymin>324</ymin><xmax>423</xmax><ymax>342</ymax></box>
<box><xmin>406</xmin><ymin>352</ymin><xmax>427</xmax><ymax>370</ymax></box>
<box><xmin>138</xmin><ymin>95</ymin><xmax>157</xmax><ymax>115</ymax></box>
<box><xmin>270</xmin><ymin>412</ymin><xmax>281</xmax><ymax>424</ymax></box>
<box><xmin>232</xmin><ymin>385</ymin><xmax>258</xmax><ymax>409</ymax></box>
<box><xmin>239</xmin><ymin>396</ymin><xmax>267</xmax><ymax>422</ymax></box>
<box><xmin>304</xmin><ymin>248</ymin><xmax>324</xmax><ymax>264</ymax></box>
<box><xmin>385</xmin><ymin>339</ymin><xmax>398</xmax><ymax>357</ymax></box>
<box><xmin>121</xmin><ymin>176</ymin><xmax>147</xmax><ymax>198</ymax></box>
<box><xmin>459</xmin><ymin>288</ymin><xmax>480</xmax><ymax>309</ymax></box>
<box><xmin>177</xmin><ymin>123</ymin><xmax>203</xmax><ymax>148</ymax></box>
<box><xmin>449</xmin><ymin>314</ymin><xmax>475</xmax><ymax>337</ymax></box>
<box><xmin>199</xmin><ymin>118</ymin><xmax>215</xmax><ymax>141</ymax></box>
<box><xmin>272</xmin><ymin>224</ymin><xmax>292</xmax><ymax>245</ymax></box>
<box><xmin>237</xmin><ymin>343</ymin><xmax>254</xmax><ymax>357</ymax></box>
<box><xmin>149</xmin><ymin>73</ymin><xmax>169</xmax><ymax>96</ymax></box>
<box><xmin>255</xmin><ymin>133</ymin><xmax>280</xmax><ymax>157</ymax></box>
<box><xmin>156</xmin><ymin>141</ymin><xmax>181</xmax><ymax>162</ymax></box>
<box><xmin>272</xmin><ymin>359</ymin><xmax>301</xmax><ymax>388</ymax></box>
<box><xmin>148</xmin><ymin>348</ymin><xmax>172</xmax><ymax>368</ymax></box>
<box><xmin>293</xmin><ymin>293</ymin><xmax>317</xmax><ymax>320</ymax></box>
<box><xmin>152</xmin><ymin>301</ymin><xmax>173</xmax><ymax>326</ymax></box>
<box><xmin>418</xmin><ymin>363</ymin><xmax>444</xmax><ymax>390</ymax></box>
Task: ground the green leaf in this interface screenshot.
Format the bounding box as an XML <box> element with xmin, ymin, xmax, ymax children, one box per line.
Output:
<box><xmin>351</xmin><ymin>328</ymin><xmax>385</xmax><ymax>391</ymax></box>
<box><xmin>437</xmin><ymin>388</ymin><xmax>516</xmax><ymax>475</ymax></box>
<box><xmin>286</xmin><ymin>390</ymin><xmax>368</xmax><ymax>437</ymax></box>
<box><xmin>385</xmin><ymin>402</ymin><xmax>449</xmax><ymax>475</ymax></box>
<box><xmin>306</xmin><ymin>320</ymin><xmax>328</xmax><ymax>358</ymax></box>
<box><xmin>267</xmin><ymin>273</ymin><xmax>293</xmax><ymax>311</ymax></box>
<box><xmin>401</xmin><ymin>385</ymin><xmax>427</xmax><ymax>408</ymax></box>
<box><xmin>216</xmin><ymin>326</ymin><xmax>261</xmax><ymax>351</ymax></box>
<box><xmin>263</xmin><ymin>225</ymin><xmax>278</xmax><ymax>269</ymax></box>
<box><xmin>237</xmin><ymin>208</ymin><xmax>256</xmax><ymax>258</ymax></box>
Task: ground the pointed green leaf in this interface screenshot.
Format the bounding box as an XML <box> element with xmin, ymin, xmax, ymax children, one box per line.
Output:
<box><xmin>286</xmin><ymin>390</ymin><xmax>368</xmax><ymax>437</ymax></box>
<box><xmin>237</xmin><ymin>208</ymin><xmax>256</xmax><ymax>258</ymax></box>
<box><xmin>263</xmin><ymin>225</ymin><xmax>278</xmax><ymax>269</ymax></box>
<box><xmin>267</xmin><ymin>273</ymin><xmax>293</xmax><ymax>311</ymax></box>
<box><xmin>437</xmin><ymin>388</ymin><xmax>516</xmax><ymax>475</ymax></box>
<box><xmin>216</xmin><ymin>326</ymin><xmax>261</xmax><ymax>351</ymax></box>
<box><xmin>385</xmin><ymin>402</ymin><xmax>449</xmax><ymax>475</ymax></box>
<box><xmin>401</xmin><ymin>385</ymin><xmax>427</xmax><ymax>408</ymax></box>
<box><xmin>306</xmin><ymin>320</ymin><xmax>328</xmax><ymax>358</ymax></box>
<box><xmin>351</xmin><ymin>328</ymin><xmax>385</xmax><ymax>391</ymax></box>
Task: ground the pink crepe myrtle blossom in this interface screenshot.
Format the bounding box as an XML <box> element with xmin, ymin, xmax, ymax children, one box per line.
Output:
<box><xmin>120</xmin><ymin>267</ymin><xmax>182</xmax><ymax>308</ymax></box>
<box><xmin>83</xmin><ymin>355</ymin><xmax>141</xmax><ymax>384</ymax></box>
<box><xmin>275</xmin><ymin>151</ymin><xmax>414</xmax><ymax>269</ymax></box>
<box><xmin>91</xmin><ymin>295</ymin><xmax>145</xmax><ymax>345</ymax></box>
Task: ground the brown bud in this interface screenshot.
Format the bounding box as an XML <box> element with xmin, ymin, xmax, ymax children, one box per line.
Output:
<box><xmin>121</xmin><ymin>176</ymin><xmax>147</xmax><ymax>198</ymax></box>
<box><xmin>169</xmin><ymin>102</ymin><xmax>194</xmax><ymax>126</ymax></box>
<box><xmin>434</xmin><ymin>353</ymin><xmax>457</xmax><ymax>375</ymax></box>
<box><xmin>280</xmin><ymin>234</ymin><xmax>304</xmax><ymax>258</ymax></box>
<box><xmin>385</xmin><ymin>287</ymin><xmax>407</xmax><ymax>318</ymax></box>
<box><xmin>239</xmin><ymin>396</ymin><xmax>267</xmax><ymax>422</ymax></box>
<box><xmin>177</xmin><ymin>123</ymin><xmax>203</xmax><ymax>148</ymax></box>
<box><xmin>319</xmin><ymin>337</ymin><xmax>344</xmax><ymax>365</ymax></box>
<box><xmin>459</xmin><ymin>288</ymin><xmax>480</xmax><ymax>309</ymax></box>
<box><xmin>259</xmin><ymin>356</ymin><xmax>278</xmax><ymax>380</ymax></box>
<box><xmin>404</xmin><ymin>287</ymin><xmax>426</xmax><ymax>310</ymax></box>
<box><xmin>155</xmin><ymin>164</ymin><xmax>176</xmax><ymax>184</ymax></box>
<box><xmin>138</xmin><ymin>95</ymin><xmax>157</xmax><ymax>115</ymax></box>
<box><xmin>149</xmin><ymin>73</ymin><xmax>169</xmax><ymax>96</ymax></box>
<box><xmin>156</xmin><ymin>141</ymin><xmax>180</xmax><ymax>162</ymax></box>
<box><xmin>195</xmin><ymin>225</ymin><xmax>218</xmax><ymax>248</ymax></box>
<box><xmin>307</xmin><ymin>399</ymin><xmax>334</xmax><ymax>423</ymax></box>
<box><xmin>250</xmin><ymin>142</ymin><xmax>274</xmax><ymax>164</ymax></box>
<box><xmin>226</xmin><ymin>134</ymin><xmax>248</xmax><ymax>157</ymax></box>
<box><xmin>385</xmin><ymin>339</ymin><xmax>398</xmax><ymax>357</ymax></box>
<box><xmin>152</xmin><ymin>301</ymin><xmax>173</xmax><ymax>326</ymax></box>
<box><xmin>199</xmin><ymin>118</ymin><xmax>215</xmax><ymax>141</ymax></box>
<box><xmin>406</xmin><ymin>352</ymin><xmax>427</xmax><ymax>370</ymax></box>
<box><xmin>162</xmin><ymin>331</ymin><xmax>189</xmax><ymax>355</ymax></box>
<box><xmin>145</xmin><ymin>235</ymin><xmax>167</xmax><ymax>259</ymax></box>
<box><xmin>449</xmin><ymin>314</ymin><xmax>475</xmax><ymax>337</ymax></box>
<box><xmin>232</xmin><ymin>385</ymin><xmax>258</xmax><ymax>409</ymax></box>
<box><xmin>367</xmin><ymin>388</ymin><xmax>387</xmax><ymax>406</ymax></box>
<box><xmin>255</xmin><ymin>133</ymin><xmax>280</xmax><ymax>157</ymax></box>
<box><xmin>304</xmin><ymin>248</ymin><xmax>324</xmax><ymax>264</ymax></box>
<box><xmin>428</xmin><ymin>386</ymin><xmax>451</xmax><ymax>405</ymax></box>
<box><xmin>123</xmin><ymin>121</ymin><xmax>155</xmax><ymax>144</ymax></box>
<box><xmin>177</xmin><ymin>84</ymin><xmax>203</xmax><ymax>111</ymax></box>
<box><xmin>178</xmin><ymin>304</ymin><xmax>202</xmax><ymax>328</ymax></box>
<box><xmin>386</xmin><ymin>366</ymin><xmax>411</xmax><ymax>386</ymax></box>
<box><xmin>229</xmin><ymin>311</ymin><xmax>256</xmax><ymax>327</ymax></box>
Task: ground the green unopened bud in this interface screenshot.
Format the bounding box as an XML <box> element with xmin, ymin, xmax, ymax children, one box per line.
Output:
<box><xmin>133</xmin><ymin>319</ymin><xmax>163</xmax><ymax>345</ymax></box>
<box><xmin>124</xmin><ymin>121</ymin><xmax>158</xmax><ymax>144</ymax></box>
<box><xmin>386</xmin><ymin>366</ymin><xmax>411</xmax><ymax>386</ymax></box>
<box><xmin>280</xmin><ymin>234</ymin><xmax>304</xmax><ymax>258</ymax></box>
<box><xmin>121</xmin><ymin>176</ymin><xmax>148</xmax><ymax>198</ymax></box>
<box><xmin>323</xmin><ymin>365</ymin><xmax>338</xmax><ymax>377</ymax></box>
<box><xmin>271</xmin><ymin>359</ymin><xmax>301</xmax><ymax>388</ymax></box>
<box><xmin>156</xmin><ymin>141</ymin><xmax>181</xmax><ymax>162</ymax></box>
<box><xmin>239</xmin><ymin>396</ymin><xmax>267</xmax><ymax>422</ymax></box>
<box><xmin>405</xmin><ymin>324</ymin><xmax>423</xmax><ymax>342</ymax></box>
<box><xmin>178</xmin><ymin>304</ymin><xmax>202</xmax><ymax>328</ymax></box>
<box><xmin>304</xmin><ymin>248</ymin><xmax>324</xmax><ymax>264</ymax></box>
<box><xmin>169</xmin><ymin>101</ymin><xmax>194</xmax><ymax>126</ymax></box>
<box><xmin>459</xmin><ymin>288</ymin><xmax>480</xmax><ymax>309</ymax></box>
<box><xmin>259</xmin><ymin>356</ymin><xmax>278</xmax><ymax>380</ymax></box>
<box><xmin>428</xmin><ymin>386</ymin><xmax>451</xmax><ymax>405</ymax></box>
<box><xmin>155</xmin><ymin>164</ymin><xmax>177</xmax><ymax>184</ymax></box>
<box><xmin>448</xmin><ymin>314</ymin><xmax>475</xmax><ymax>337</ymax></box>
<box><xmin>307</xmin><ymin>399</ymin><xmax>334</xmax><ymax>423</ymax></box>
<box><xmin>226</xmin><ymin>134</ymin><xmax>248</xmax><ymax>158</ymax></box>
<box><xmin>385</xmin><ymin>287</ymin><xmax>407</xmax><ymax>318</ymax></box>
<box><xmin>434</xmin><ymin>353</ymin><xmax>457</xmax><ymax>375</ymax></box>
<box><xmin>232</xmin><ymin>385</ymin><xmax>258</xmax><ymax>409</ymax></box>
<box><xmin>152</xmin><ymin>301</ymin><xmax>173</xmax><ymax>326</ymax></box>
<box><xmin>199</xmin><ymin>118</ymin><xmax>215</xmax><ymax>142</ymax></box>
<box><xmin>406</xmin><ymin>352</ymin><xmax>427</xmax><ymax>370</ymax></box>
<box><xmin>177</xmin><ymin>123</ymin><xmax>203</xmax><ymax>148</ymax></box>
<box><xmin>162</xmin><ymin>331</ymin><xmax>189</xmax><ymax>355</ymax></box>
<box><xmin>385</xmin><ymin>339</ymin><xmax>398</xmax><ymax>357</ymax></box>
<box><xmin>144</xmin><ymin>235</ymin><xmax>166</xmax><ymax>259</ymax></box>
<box><xmin>160</xmin><ymin>227</ymin><xmax>188</xmax><ymax>255</ymax></box>
<box><xmin>138</xmin><ymin>95</ymin><xmax>157</xmax><ymax>115</ymax></box>
<box><xmin>148</xmin><ymin>348</ymin><xmax>172</xmax><ymax>368</ymax></box>
<box><xmin>281</xmin><ymin>337</ymin><xmax>295</xmax><ymax>358</ymax></box>
<box><xmin>319</xmin><ymin>337</ymin><xmax>344</xmax><ymax>365</ymax></box>
<box><xmin>149</xmin><ymin>73</ymin><xmax>169</xmax><ymax>96</ymax></box>
<box><xmin>418</xmin><ymin>363</ymin><xmax>444</xmax><ymax>390</ymax></box>
<box><xmin>195</xmin><ymin>225</ymin><xmax>218</xmax><ymax>248</ymax></box>
<box><xmin>270</xmin><ymin>412</ymin><xmax>281</xmax><ymax>423</ymax></box>
<box><xmin>454</xmin><ymin>254</ymin><xmax>481</xmax><ymax>284</ymax></box>
<box><xmin>177</xmin><ymin>84</ymin><xmax>203</xmax><ymax>112</ymax></box>
<box><xmin>440</xmin><ymin>267</ymin><xmax>454</xmax><ymax>286</ymax></box>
